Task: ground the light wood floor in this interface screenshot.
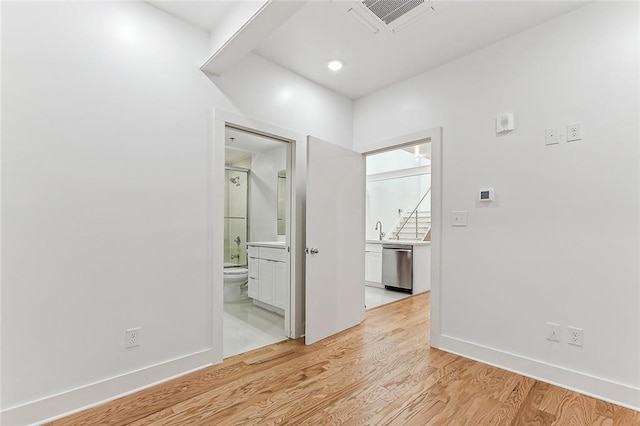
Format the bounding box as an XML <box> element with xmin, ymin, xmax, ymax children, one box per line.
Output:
<box><xmin>50</xmin><ymin>293</ymin><xmax>639</xmax><ymax>425</ymax></box>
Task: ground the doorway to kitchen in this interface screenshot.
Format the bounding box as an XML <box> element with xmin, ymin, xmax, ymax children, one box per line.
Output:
<box><xmin>363</xmin><ymin>131</ymin><xmax>437</xmax><ymax>311</ymax></box>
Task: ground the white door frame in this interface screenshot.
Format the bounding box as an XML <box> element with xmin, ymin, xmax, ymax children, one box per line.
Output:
<box><xmin>359</xmin><ymin>127</ymin><xmax>443</xmax><ymax>348</ymax></box>
<box><xmin>211</xmin><ymin>109</ymin><xmax>306</xmax><ymax>363</ymax></box>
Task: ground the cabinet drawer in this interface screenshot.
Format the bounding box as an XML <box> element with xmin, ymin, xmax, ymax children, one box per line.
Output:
<box><xmin>248</xmin><ymin>258</ymin><xmax>259</xmax><ymax>279</ymax></box>
<box><xmin>260</xmin><ymin>247</ymin><xmax>287</xmax><ymax>262</ymax></box>
<box><xmin>365</xmin><ymin>244</ymin><xmax>383</xmax><ymax>253</ymax></box>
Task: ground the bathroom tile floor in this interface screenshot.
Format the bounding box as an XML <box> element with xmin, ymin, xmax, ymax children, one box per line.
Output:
<box><xmin>223</xmin><ymin>299</ymin><xmax>286</xmax><ymax>358</ymax></box>
<box><xmin>365</xmin><ymin>285</ymin><xmax>412</xmax><ymax>309</ymax></box>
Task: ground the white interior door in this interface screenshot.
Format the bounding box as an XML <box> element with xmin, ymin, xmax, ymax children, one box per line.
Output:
<box><xmin>305</xmin><ymin>136</ymin><xmax>365</xmax><ymax>345</ymax></box>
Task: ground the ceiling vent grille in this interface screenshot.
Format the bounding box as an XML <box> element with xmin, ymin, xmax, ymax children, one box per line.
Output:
<box><xmin>362</xmin><ymin>0</ymin><xmax>425</xmax><ymax>25</ymax></box>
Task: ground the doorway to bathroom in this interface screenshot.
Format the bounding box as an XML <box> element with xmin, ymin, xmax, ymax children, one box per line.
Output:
<box><xmin>223</xmin><ymin>125</ymin><xmax>291</xmax><ymax>358</ymax></box>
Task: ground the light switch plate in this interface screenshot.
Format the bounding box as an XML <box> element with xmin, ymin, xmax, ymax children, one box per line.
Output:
<box><xmin>545</xmin><ymin>128</ymin><xmax>559</xmax><ymax>145</ymax></box>
<box><xmin>452</xmin><ymin>211</ymin><xmax>468</xmax><ymax>227</ymax></box>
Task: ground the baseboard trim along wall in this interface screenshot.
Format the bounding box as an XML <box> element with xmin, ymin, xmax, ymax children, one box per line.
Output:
<box><xmin>1</xmin><ymin>349</ymin><xmax>216</xmax><ymax>426</ymax></box>
<box><xmin>439</xmin><ymin>335</ymin><xmax>640</xmax><ymax>412</ymax></box>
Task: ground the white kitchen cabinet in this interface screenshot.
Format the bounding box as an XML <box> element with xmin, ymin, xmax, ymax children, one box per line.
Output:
<box><xmin>365</xmin><ymin>252</ymin><xmax>382</xmax><ymax>283</ymax></box>
<box><xmin>412</xmin><ymin>244</ymin><xmax>431</xmax><ymax>294</ymax></box>
<box><xmin>247</xmin><ymin>243</ymin><xmax>287</xmax><ymax>314</ymax></box>
<box><xmin>365</xmin><ymin>243</ymin><xmax>383</xmax><ymax>286</ymax></box>
<box><xmin>364</xmin><ymin>241</ymin><xmax>431</xmax><ymax>294</ymax></box>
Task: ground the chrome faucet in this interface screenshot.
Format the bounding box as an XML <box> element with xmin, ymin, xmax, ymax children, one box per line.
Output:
<box><xmin>230</xmin><ymin>254</ymin><xmax>240</xmax><ymax>260</ymax></box>
<box><xmin>375</xmin><ymin>221</ymin><xmax>385</xmax><ymax>240</ymax></box>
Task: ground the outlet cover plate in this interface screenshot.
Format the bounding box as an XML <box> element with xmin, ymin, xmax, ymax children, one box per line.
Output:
<box><xmin>567</xmin><ymin>122</ymin><xmax>582</xmax><ymax>142</ymax></box>
<box><xmin>126</xmin><ymin>327</ymin><xmax>141</xmax><ymax>348</ymax></box>
<box><xmin>568</xmin><ymin>326</ymin><xmax>583</xmax><ymax>347</ymax></box>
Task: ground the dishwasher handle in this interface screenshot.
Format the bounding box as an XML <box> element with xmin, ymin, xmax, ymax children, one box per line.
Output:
<box><xmin>382</xmin><ymin>245</ymin><xmax>413</xmax><ymax>251</ymax></box>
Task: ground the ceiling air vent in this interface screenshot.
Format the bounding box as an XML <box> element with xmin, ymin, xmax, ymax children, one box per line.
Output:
<box><xmin>363</xmin><ymin>0</ymin><xmax>425</xmax><ymax>25</ymax></box>
<box><xmin>349</xmin><ymin>0</ymin><xmax>435</xmax><ymax>35</ymax></box>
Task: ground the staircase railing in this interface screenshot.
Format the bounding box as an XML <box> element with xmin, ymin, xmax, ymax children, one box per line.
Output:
<box><xmin>394</xmin><ymin>187</ymin><xmax>432</xmax><ymax>240</ymax></box>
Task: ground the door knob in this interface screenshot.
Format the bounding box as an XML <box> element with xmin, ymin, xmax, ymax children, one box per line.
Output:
<box><xmin>306</xmin><ymin>248</ymin><xmax>319</xmax><ymax>254</ymax></box>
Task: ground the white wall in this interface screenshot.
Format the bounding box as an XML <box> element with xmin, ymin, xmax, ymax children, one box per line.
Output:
<box><xmin>0</xmin><ymin>2</ymin><xmax>352</xmax><ymax>423</ymax></box>
<box><xmin>366</xmin><ymin>150</ymin><xmax>431</xmax><ymax>240</ymax></box>
<box><xmin>366</xmin><ymin>149</ymin><xmax>429</xmax><ymax>175</ymax></box>
<box><xmin>211</xmin><ymin>53</ymin><xmax>353</xmax><ymax>149</ymax></box>
<box><xmin>249</xmin><ymin>145</ymin><xmax>287</xmax><ymax>242</ymax></box>
<box><xmin>355</xmin><ymin>2</ymin><xmax>640</xmax><ymax>408</ymax></box>
<box><xmin>366</xmin><ymin>175</ymin><xmax>431</xmax><ymax>240</ymax></box>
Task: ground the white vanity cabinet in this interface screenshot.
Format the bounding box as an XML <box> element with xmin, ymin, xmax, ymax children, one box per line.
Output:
<box><xmin>247</xmin><ymin>256</ymin><xmax>260</xmax><ymax>299</ymax></box>
<box><xmin>247</xmin><ymin>243</ymin><xmax>287</xmax><ymax>314</ymax></box>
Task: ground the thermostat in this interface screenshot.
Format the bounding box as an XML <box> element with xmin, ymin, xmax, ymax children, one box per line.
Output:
<box><xmin>479</xmin><ymin>188</ymin><xmax>494</xmax><ymax>202</ymax></box>
<box><xmin>496</xmin><ymin>112</ymin><xmax>514</xmax><ymax>133</ymax></box>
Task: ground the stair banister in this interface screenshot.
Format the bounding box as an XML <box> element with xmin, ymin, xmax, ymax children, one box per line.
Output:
<box><xmin>395</xmin><ymin>187</ymin><xmax>432</xmax><ymax>239</ymax></box>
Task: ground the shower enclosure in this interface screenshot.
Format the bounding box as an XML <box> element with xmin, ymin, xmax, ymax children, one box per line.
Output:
<box><xmin>225</xmin><ymin>167</ymin><xmax>248</xmax><ymax>267</ymax></box>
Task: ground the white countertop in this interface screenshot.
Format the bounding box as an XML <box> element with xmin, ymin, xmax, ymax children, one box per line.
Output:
<box><xmin>366</xmin><ymin>240</ymin><xmax>431</xmax><ymax>246</ymax></box>
<box><xmin>247</xmin><ymin>241</ymin><xmax>286</xmax><ymax>249</ymax></box>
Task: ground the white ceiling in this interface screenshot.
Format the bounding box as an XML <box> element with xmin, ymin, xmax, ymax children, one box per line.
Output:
<box><xmin>401</xmin><ymin>142</ymin><xmax>431</xmax><ymax>160</ymax></box>
<box><xmin>254</xmin><ymin>1</ymin><xmax>585</xmax><ymax>99</ymax></box>
<box><xmin>225</xmin><ymin>127</ymin><xmax>286</xmax><ymax>165</ymax></box>
<box><xmin>146</xmin><ymin>1</ymin><xmax>232</xmax><ymax>32</ymax></box>
<box><xmin>149</xmin><ymin>1</ymin><xmax>586</xmax><ymax>99</ymax></box>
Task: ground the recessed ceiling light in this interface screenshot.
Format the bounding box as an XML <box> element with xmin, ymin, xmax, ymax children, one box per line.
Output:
<box><xmin>327</xmin><ymin>59</ymin><xmax>344</xmax><ymax>71</ymax></box>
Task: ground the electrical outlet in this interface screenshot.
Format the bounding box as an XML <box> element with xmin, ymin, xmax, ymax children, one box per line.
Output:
<box><xmin>567</xmin><ymin>122</ymin><xmax>582</xmax><ymax>142</ymax></box>
<box><xmin>126</xmin><ymin>327</ymin><xmax>141</xmax><ymax>348</ymax></box>
<box><xmin>568</xmin><ymin>326</ymin><xmax>583</xmax><ymax>347</ymax></box>
<box><xmin>546</xmin><ymin>322</ymin><xmax>561</xmax><ymax>342</ymax></box>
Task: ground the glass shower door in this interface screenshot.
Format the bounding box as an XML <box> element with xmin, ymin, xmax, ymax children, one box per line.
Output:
<box><xmin>224</xmin><ymin>169</ymin><xmax>248</xmax><ymax>267</ymax></box>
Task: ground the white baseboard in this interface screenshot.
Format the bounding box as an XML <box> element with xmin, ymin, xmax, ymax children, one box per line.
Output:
<box><xmin>253</xmin><ymin>299</ymin><xmax>285</xmax><ymax>316</ymax></box>
<box><xmin>1</xmin><ymin>349</ymin><xmax>217</xmax><ymax>426</ymax></box>
<box><xmin>439</xmin><ymin>335</ymin><xmax>640</xmax><ymax>411</ymax></box>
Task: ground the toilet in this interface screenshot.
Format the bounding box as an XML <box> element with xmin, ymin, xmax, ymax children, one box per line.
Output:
<box><xmin>223</xmin><ymin>264</ymin><xmax>249</xmax><ymax>302</ymax></box>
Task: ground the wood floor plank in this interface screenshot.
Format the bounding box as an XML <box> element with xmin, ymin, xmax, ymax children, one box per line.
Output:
<box><xmin>368</xmin><ymin>390</ymin><xmax>443</xmax><ymax>425</ymax></box>
<box><xmin>614</xmin><ymin>405</ymin><xmax>640</xmax><ymax>425</ymax></box>
<box><xmin>489</xmin><ymin>376</ymin><xmax>537</xmax><ymax>425</ymax></box>
<box><xmin>51</xmin><ymin>292</ymin><xmax>640</xmax><ymax>426</ymax></box>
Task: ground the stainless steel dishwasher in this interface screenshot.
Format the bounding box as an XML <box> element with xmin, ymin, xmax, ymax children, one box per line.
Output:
<box><xmin>382</xmin><ymin>244</ymin><xmax>413</xmax><ymax>293</ymax></box>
